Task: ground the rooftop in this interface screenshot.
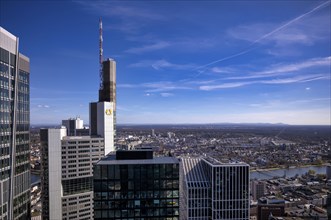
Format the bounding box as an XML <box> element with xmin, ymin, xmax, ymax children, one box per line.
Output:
<box><xmin>97</xmin><ymin>150</ymin><xmax>179</xmax><ymax>165</ymax></box>
<box><xmin>62</xmin><ymin>135</ymin><xmax>103</xmax><ymax>140</ymax></box>
<box><xmin>203</xmin><ymin>156</ymin><xmax>249</xmax><ymax>167</ymax></box>
<box><xmin>182</xmin><ymin>158</ymin><xmax>210</xmax><ymax>188</ymax></box>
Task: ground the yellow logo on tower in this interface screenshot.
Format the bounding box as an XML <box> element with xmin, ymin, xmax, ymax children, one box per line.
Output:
<box><xmin>105</xmin><ymin>109</ymin><xmax>112</xmax><ymax>115</ymax></box>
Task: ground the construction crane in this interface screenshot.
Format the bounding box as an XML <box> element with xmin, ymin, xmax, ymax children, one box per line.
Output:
<box><xmin>99</xmin><ymin>17</ymin><xmax>103</xmax><ymax>90</ymax></box>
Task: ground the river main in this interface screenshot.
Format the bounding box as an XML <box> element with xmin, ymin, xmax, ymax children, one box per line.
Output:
<box><xmin>31</xmin><ymin>165</ymin><xmax>327</xmax><ymax>185</ymax></box>
<box><xmin>250</xmin><ymin>165</ymin><xmax>326</xmax><ymax>180</ymax></box>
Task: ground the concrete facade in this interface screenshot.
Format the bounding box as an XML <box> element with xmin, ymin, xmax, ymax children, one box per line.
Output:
<box><xmin>251</xmin><ymin>180</ymin><xmax>266</xmax><ymax>201</ymax></box>
<box><xmin>90</xmin><ymin>102</ymin><xmax>115</xmax><ymax>154</ymax></box>
<box><xmin>62</xmin><ymin>117</ymin><xmax>84</xmax><ymax>136</ymax></box>
<box><xmin>41</xmin><ymin>128</ymin><xmax>105</xmax><ymax>220</ymax></box>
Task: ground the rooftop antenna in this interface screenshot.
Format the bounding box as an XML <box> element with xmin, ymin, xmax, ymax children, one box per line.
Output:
<box><xmin>99</xmin><ymin>17</ymin><xmax>103</xmax><ymax>90</ymax></box>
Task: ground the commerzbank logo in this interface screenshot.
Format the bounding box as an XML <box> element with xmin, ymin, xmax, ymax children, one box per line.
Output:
<box><xmin>105</xmin><ymin>109</ymin><xmax>112</xmax><ymax>115</ymax></box>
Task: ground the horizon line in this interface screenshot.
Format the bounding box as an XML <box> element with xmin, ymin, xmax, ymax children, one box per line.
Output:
<box><xmin>30</xmin><ymin>122</ymin><xmax>331</xmax><ymax>126</ymax></box>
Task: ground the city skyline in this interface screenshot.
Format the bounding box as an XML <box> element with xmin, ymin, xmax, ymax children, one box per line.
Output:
<box><xmin>1</xmin><ymin>0</ymin><xmax>330</xmax><ymax>125</ymax></box>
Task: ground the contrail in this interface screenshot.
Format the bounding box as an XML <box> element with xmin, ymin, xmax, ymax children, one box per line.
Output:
<box><xmin>250</xmin><ymin>0</ymin><xmax>330</xmax><ymax>45</ymax></box>
<box><xmin>195</xmin><ymin>1</ymin><xmax>331</xmax><ymax>70</ymax></box>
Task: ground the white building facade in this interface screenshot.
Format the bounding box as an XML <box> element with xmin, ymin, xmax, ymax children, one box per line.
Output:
<box><xmin>181</xmin><ymin>157</ymin><xmax>250</xmax><ymax>220</ymax></box>
<box><xmin>41</xmin><ymin>127</ymin><xmax>104</xmax><ymax>220</ymax></box>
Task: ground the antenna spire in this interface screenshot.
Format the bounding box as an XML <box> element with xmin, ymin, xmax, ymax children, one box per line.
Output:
<box><xmin>99</xmin><ymin>17</ymin><xmax>103</xmax><ymax>90</ymax></box>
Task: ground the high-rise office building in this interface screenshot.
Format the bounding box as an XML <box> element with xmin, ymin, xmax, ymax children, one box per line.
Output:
<box><xmin>257</xmin><ymin>198</ymin><xmax>285</xmax><ymax>220</ymax></box>
<box><xmin>0</xmin><ymin>27</ymin><xmax>30</xmax><ymax>220</ymax></box>
<box><xmin>181</xmin><ymin>157</ymin><xmax>250</xmax><ymax>220</ymax></box>
<box><xmin>40</xmin><ymin>127</ymin><xmax>105</xmax><ymax>220</ymax></box>
<box><xmin>326</xmin><ymin>165</ymin><xmax>331</xmax><ymax>180</ymax></box>
<box><xmin>40</xmin><ymin>19</ymin><xmax>117</xmax><ymax>219</ymax></box>
<box><xmin>99</xmin><ymin>58</ymin><xmax>116</xmax><ymax>105</ymax></box>
<box><xmin>89</xmin><ymin>100</ymin><xmax>115</xmax><ymax>154</ymax></box>
<box><xmin>93</xmin><ymin>150</ymin><xmax>180</xmax><ymax>219</ymax></box>
<box><xmin>251</xmin><ymin>180</ymin><xmax>266</xmax><ymax>201</ymax></box>
<box><xmin>90</xmin><ymin>19</ymin><xmax>116</xmax><ymax>155</ymax></box>
<box><xmin>62</xmin><ymin>117</ymin><xmax>84</xmax><ymax>136</ymax></box>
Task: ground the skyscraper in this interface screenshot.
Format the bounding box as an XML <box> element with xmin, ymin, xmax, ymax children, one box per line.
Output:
<box><xmin>257</xmin><ymin>198</ymin><xmax>285</xmax><ymax>220</ymax></box>
<box><xmin>93</xmin><ymin>150</ymin><xmax>180</xmax><ymax>219</ymax></box>
<box><xmin>40</xmin><ymin>19</ymin><xmax>116</xmax><ymax>219</ymax></box>
<box><xmin>40</xmin><ymin>126</ymin><xmax>105</xmax><ymax>220</ymax></box>
<box><xmin>0</xmin><ymin>27</ymin><xmax>31</xmax><ymax>220</ymax></box>
<box><xmin>62</xmin><ymin>117</ymin><xmax>84</xmax><ymax>136</ymax></box>
<box><xmin>90</xmin><ymin>18</ymin><xmax>116</xmax><ymax>154</ymax></box>
<box><xmin>181</xmin><ymin>157</ymin><xmax>250</xmax><ymax>220</ymax></box>
<box><xmin>251</xmin><ymin>180</ymin><xmax>266</xmax><ymax>201</ymax></box>
<box><xmin>99</xmin><ymin>58</ymin><xmax>116</xmax><ymax>105</ymax></box>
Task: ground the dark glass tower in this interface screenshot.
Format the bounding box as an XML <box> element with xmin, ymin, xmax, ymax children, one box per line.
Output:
<box><xmin>0</xmin><ymin>27</ymin><xmax>30</xmax><ymax>220</ymax></box>
<box><xmin>99</xmin><ymin>59</ymin><xmax>116</xmax><ymax>104</ymax></box>
<box><xmin>93</xmin><ymin>150</ymin><xmax>180</xmax><ymax>219</ymax></box>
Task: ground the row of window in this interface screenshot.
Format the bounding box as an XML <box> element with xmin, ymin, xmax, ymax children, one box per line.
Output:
<box><xmin>94</xmin><ymin>198</ymin><xmax>179</xmax><ymax>209</ymax></box>
<box><xmin>95</xmin><ymin>179</ymin><xmax>179</xmax><ymax>191</ymax></box>
<box><xmin>62</xmin><ymin>177</ymin><xmax>93</xmax><ymax>196</ymax></box>
<box><xmin>66</xmin><ymin>140</ymin><xmax>103</xmax><ymax>145</ymax></box>
<box><xmin>94</xmin><ymin>208</ymin><xmax>179</xmax><ymax>219</ymax></box>
<box><xmin>94</xmin><ymin>164</ymin><xmax>180</xmax><ymax>180</ymax></box>
<box><xmin>94</xmin><ymin>190</ymin><xmax>179</xmax><ymax>200</ymax></box>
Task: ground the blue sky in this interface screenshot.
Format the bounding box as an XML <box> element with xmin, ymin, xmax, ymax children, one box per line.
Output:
<box><xmin>1</xmin><ymin>0</ymin><xmax>330</xmax><ymax>125</ymax></box>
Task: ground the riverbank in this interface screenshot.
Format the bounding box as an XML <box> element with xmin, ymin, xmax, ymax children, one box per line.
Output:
<box><xmin>250</xmin><ymin>165</ymin><xmax>326</xmax><ymax>180</ymax></box>
<box><xmin>250</xmin><ymin>163</ymin><xmax>328</xmax><ymax>172</ymax></box>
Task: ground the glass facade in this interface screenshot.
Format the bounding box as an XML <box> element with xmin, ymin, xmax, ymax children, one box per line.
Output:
<box><xmin>94</xmin><ymin>154</ymin><xmax>180</xmax><ymax>219</ymax></box>
<box><xmin>0</xmin><ymin>28</ymin><xmax>30</xmax><ymax>220</ymax></box>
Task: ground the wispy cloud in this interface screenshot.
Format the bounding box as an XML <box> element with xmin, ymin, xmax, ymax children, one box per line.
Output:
<box><xmin>210</xmin><ymin>67</ymin><xmax>235</xmax><ymax>74</ymax></box>
<box><xmin>199</xmin><ymin>74</ymin><xmax>329</xmax><ymax>91</ymax></box>
<box><xmin>258</xmin><ymin>57</ymin><xmax>330</xmax><ymax>74</ymax></box>
<box><xmin>227</xmin><ymin>17</ymin><xmax>329</xmax><ymax>48</ymax></box>
<box><xmin>125</xmin><ymin>41</ymin><xmax>170</xmax><ymax>54</ymax></box>
<box><xmin>75</xmin><ymin>1</ymin><xmax>166</xmax><ymax>34</ymax></box>
<box><xmin>200</xmin><ymin>82</ymin><xmax>252</xmax><ymax>90</ymax></box>
<box><xmin>75</xmin><ymin>1</ymin><xmax>165</xmax><ymax>21</ymax></box>
<box><xmin>196</xmin><ymin>1</ymin><xmax>330</xmax><ymax>69</ymax></box>
<box><xmin>125</xmin><ymin>34</ymin><xmax>222</xmax><ymax>55</ymax></box>
<box><xmin>160</xmin><ymin>93</ymin><xmax>174</xmax><ymax>97</ymax></box>
<box><xmin>143</xmin><ymin>82</ymin><xmax>191</xmax><ymax>93</ymax></box>
<box><xmin>130</xmin><ymin>59</ymin><xmax>197</xmax><ymax>70</ymax></box>
<box><xmin>292</xmin><ymin>97</ymin><xmax>331</xmax><ymax>103</ymax></box>
<box><xmin>233</xmin><ymin>1</ymin><xmax>330</xmax><ymax>45</ymax></box>
<box><xmin>117</xmin><ymin>105</ymin><xmax>132</xmax><ymax>112</ymax></box>
<box><xmin>117</xmin><ymin>84</ymin><xmax>138</xmax><ymax>88</ymax></box>
<box><xmin>184</xmin><ymin>79</ymin><xmax>219</xmax><ymax>85</ymax></box>
<box><xmin>37</xmin><ymin>104</ymin><xmax>50</xmax><ymax>108</ymax></box>
<box><xmin>226</xmin><ymin>56</ymin><xmax>331</xmax><ymax>80</ymax></box>
<box><xmin>248</xmin><ymin>97</ymin><xmax>330</xmax><ymax>109</ymax></box>
<box><xmin>118</xmin><ymin>81</ymin><xmax>192</xmax><ymax>93</ymax></box>
<box><xmin>261</xmin><ymin>74</ymin><xmax>329</xmax><ymax>84</ymax></box>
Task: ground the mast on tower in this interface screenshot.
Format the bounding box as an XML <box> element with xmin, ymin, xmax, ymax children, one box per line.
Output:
<box><xmin>99</xmin><ymin>17</ymin><xmax>103</xmax><ymax>90</ymax></box>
